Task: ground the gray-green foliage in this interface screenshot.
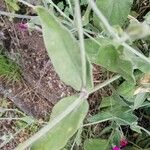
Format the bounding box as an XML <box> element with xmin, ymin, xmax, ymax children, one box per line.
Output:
<box><xmin>15</xmin><ymin>0</ymin><xmax>150</xmax><ymax>149</ymax></box>
<box><xmin>84</xmin><ymin>139</ymin><xmax>109</xmax><ymax>150</ymax></box>
<box><xmin>31</xmin><ymin>96</ymin><xmax>89</xmax><ymax>150</ymax></box>
<box><xmin>36</xmin><ymin>6</ymin><xmax>93</xmax><ymax>91</ymax></box>
<box><xmin>94</xmin><ymin>0</ymin><xmax>133</xmax><ymax>28</ymax></box>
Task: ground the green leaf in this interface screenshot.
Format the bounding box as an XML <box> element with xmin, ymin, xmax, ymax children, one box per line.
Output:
<box><xmin>36</xmin><ymin>6</ymin><xmax>82</xmax><ymax>91</ymax></box>
<box><xmin>124</xmin><ymin>50</ymin><xmax>150</xmax><ymax>73</ymax></box>
<box><xmin>117</xmin><ymin>81</ymin><xmax>136</xmax><ymax>98</ymax></box>
<box><xmin>100</xmin><ymin>97</ymin><xmax>116</xmax><ymax>109</ymax></box>
<box><xmin>94</xmin><ymin>0</ymin><xmax>133</xmax><ymax>27</ymax></box>
<box><xmin>133</xmin><ymin>93</ymin><xmax>148</xmax><ymax>110</ymax></box>
<box><xmin>114</xmin><ymin>110</ymin><xmax>138</xmax><ymax>125</ymax></box>
<box><xmin>88</xmin><ymin>111</ymin><xmax>113</xmax><ymax>123</ymax></box>
<box><xmin>85</xmin><ymin>38</ymin><xmax>113</xmax><ymax>63</ymax></box>
<box><xmin>96</xmin><ymin>44</ymin><xmax>135</xmax><ymax>83</ymax></box>
<box><xmin>84</xmin><ymin>139</ymin><xmax>109</xmax><ymax>150</ymax></box>
<box><xmin>31</xmin><ymin>96</ymin><xmax>89</xmax><ymax>150</ymax></box>
<box><xmin>88</xmin><ymin>106</ymin><xmax>138</xmax><ymax>126</ymax></box>
<box><xmin>126</xmin><ymin>20</ymin><xmax>150</xmax><ymax>40</ymax></box>
<box><xmin>130</xmin><ymin>123</ymin><xmax>142</xmax><ymax>133</ymax></box>
<box><xmin>85</xmin><ymin>38</ymin><xmax>100</xmax><ymax>62</ymax></box>
<box><xmin>112</xmin><ymin>128</ymin><xmax>121</xmax><ymax>146</ymax></box>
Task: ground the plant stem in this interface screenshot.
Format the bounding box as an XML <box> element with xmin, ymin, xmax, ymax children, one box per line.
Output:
<box><xmin>66</xmin><ymin>0</ymin><xmax>73</xmax><ymax>15</ymax></box>
<box><xmin>15</xmin><ymin>96</ymin><xmax>83</xmax><ymax>150</ymax></box>
<box><xmin>18</xmin><ymin>0</ymin><xmax>34</xmax><ymax>8</ymax></box>
<box><xmin>15</xmin><ymin>74</ymin><xmax>120</xmax><ymax>150</ymax></box>
<box><xmin>48</xmin><ymin>0</ymin><xmax>73</xmax><ymax>23</ymax></box>
<box><xmin>0</xmin><ymin>118</ymin><xmax>23</xmax><ymax>120</ymax></box>
<box><xmin>83</xmin><ymin>118</ymin><xmax>113</xmax><ymax>127</ymax></box>
<box><xmin>122</xmin><ymin>43</ymin><xmax>150</xmax><ymax>63</ymax></box>
<box><xmin>89</xmin><ymin>75</ymin><xmax>121</xmax><ymax>94</ymax></box>
<box><xmin>0</xmin><ymin>10</ymin><xmax>34</xmax><ymax>19</ymax></box>
<box><xmin>138</xmin><ymin>126</ymin><xmax>150</xmax><ymax>136</ymax></box>
<box><xmin>88</xmin><ymin>0</ymin><xmax>150</xmax><ymax>64</ymax></box>
<box><xmin>74</xmin><ymin>0</ymin><xmax>87</xmax><ymax>88</ymax></box>
<box><xmin>88</xmin><ymin>0</ymin><xmax>119</xmax><ymax>40</ymax></box>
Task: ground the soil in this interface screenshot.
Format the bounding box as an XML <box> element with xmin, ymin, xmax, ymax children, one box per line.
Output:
<box><xmin>0</xmin><ymin>1</ymin><xmax>112</xmax><ymax>149</ymax></box>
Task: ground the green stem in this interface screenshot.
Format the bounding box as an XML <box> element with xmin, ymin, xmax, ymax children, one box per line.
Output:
<box><xmin>82</xmin><ymin>4</ymin><xmax>92</xmax><ymax>26</ymax></box>
<box><xmin>138</xmin><ymin>126</ymin><xmax>150</xmax><ymax>136</ymax></box>
<box><xmin>89</xmin><ymin>75</ymin><xmax>121</xmax><ymax>94</ymax></box>
<box><xmin>66</xmin><ymin>0</ymin><xmax>73</xmax><ymax>15</ymax></box>
<box><xmin>15</xmin><ymin>96</ymin><xmax>83</xmax><ymax>150</ymax></box>
<box><xmin>88</xmin><ymin>0</ymin><xmax>150</xmax><ymax>64</ymax></box>
<box><xmin>18</xmin><ymin>0</ymin><xmax>34</xmax><ymax>8</ymax></box>
<box><xmin>0</xmin><ymin>10</ymin><xmax>34</xmax><ymax>19</ymax></box>
<box><xmin>15</xmin><ymin>74</ymin><xmax>120</xmax><ymax>150</ymax></box>
<box><xmin>83</xmin><ymin>117</ymin><xmax>113</xmax><ymax>127</ymax></box>
<box><xmin>74</xmin><ymin>0</ymin><xmax>87</xmax><ymax>88</ymax></box>
<box><xmin>0</xmin><ymin>118</ymin><xmax>23</xmax><ymax>120</ymax></box>
<box><xmin>48</xmin><ymin>0</ymin><xmax>73</xmax><ymax>23</ymax></box>
<box><xmin>88</xmin><ymin>0</ymin><xmax>118</xmax><ymax>40</ymax></box>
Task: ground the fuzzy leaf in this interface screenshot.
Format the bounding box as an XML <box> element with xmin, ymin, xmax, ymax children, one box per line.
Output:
<box><xmin>31</xmin><ymin>96</ymin><xmax>89</xmax><ymax>150</ymax></box>
<box><xmin>133</xmin><ymin>93</ymin><xmax>148</xmax><ymax>110</ymax></box>
<box><xmin>124</xmin><ymin>50</ymin><xmax>150</xmax><ymax>74</ymax></box>
<box><xmin>94</xmin><ymin>0</ymin><xmax>133</xmax><ymax>27</ymax></box>
<box><xmin>88</xmin><ymin>111</ymin><xmax>113</xmax><ymax>123</ymax></box>
<box><xmin>88</xmin><ymin>106</ymin><xmax>138</xmax><ymax>126</ymax></box>
<box><xmin>96</xmin><ymin>44</ymin><xmax>135</xmax><ymax>83</ymax></box>
<box><xmin>36</xmin><ymin>6</ymin><xmax>82</xmax><ymax>91</ymax></box>
<box><xmin>84</xmin><ymin>139</ymin><xmax>109</xmax><ymax>150</ymax></box>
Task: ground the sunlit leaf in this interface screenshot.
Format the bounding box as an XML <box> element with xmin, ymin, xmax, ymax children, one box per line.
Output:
<box><xmin>31</xmin><ymin>96</ymin><xmax>89</xmax><ymax>150</ymax></box>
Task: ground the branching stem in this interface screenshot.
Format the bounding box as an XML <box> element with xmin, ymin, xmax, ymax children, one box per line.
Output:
<box><xmin>88</xmin><ymin>0</ymin><xmax>150</xmax><ymax>64</ymax></box>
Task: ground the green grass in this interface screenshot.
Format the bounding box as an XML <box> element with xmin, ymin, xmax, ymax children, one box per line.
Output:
<box><xmin>0</xmin><ymin>54</ymin><xmax>21</xmax><ymax>82</ymax></box>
